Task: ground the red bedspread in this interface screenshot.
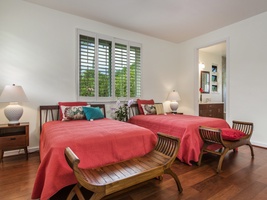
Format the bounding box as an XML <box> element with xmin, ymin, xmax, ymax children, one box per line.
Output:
<box><xmin>128</xmin><ymin>114</ymin><xmax>229</xmax><ymax>165</ymax></box>
<box><xmin>32</xmin><ymin>118</ymin><xmax>157</xmax><ymax>200</ymax></box>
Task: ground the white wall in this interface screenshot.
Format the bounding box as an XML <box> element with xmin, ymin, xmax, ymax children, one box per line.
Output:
<box><xmin>176</xmin><ymin>12</ymin><xmax>267</xmax><ymax>147</ymax></box>
<box><xmin>0</xmin><ymin>0</ymin><xmax>178</xmax><ymax>151</ymax></box>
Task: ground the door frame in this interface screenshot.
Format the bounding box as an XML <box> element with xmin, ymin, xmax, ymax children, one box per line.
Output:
<box><xmin>195</xmin><ymin>38</ymin><xmax>230</xmax><ymax>121</ymax></box>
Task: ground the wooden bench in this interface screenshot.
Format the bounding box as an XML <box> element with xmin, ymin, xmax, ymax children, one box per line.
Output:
<box><xmin>65</xmin><ymin>132</ymin><xmax>183</xmax><ymax>200</ymax></box>
<box><xmin>198</xmin><ymin>120</ymin><xmax>254</xmax><ymax>173</ymax></box>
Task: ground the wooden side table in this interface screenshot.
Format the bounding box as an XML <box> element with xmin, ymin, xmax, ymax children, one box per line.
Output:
<box><xmin>0</xmin><ymin>122</ymin><xmax>29</xmax><ymax>162</ymax></box>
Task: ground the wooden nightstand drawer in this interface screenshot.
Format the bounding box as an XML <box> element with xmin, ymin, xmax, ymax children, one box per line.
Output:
<box><xmin>0</xmin><ymin>135</ymin><xmax>26</xmax><ymax>149</ymax></box>
<box><xmin>0</xmin><ymin>122</ymin><xmax>29</xmax><ymax>161</ymax></box>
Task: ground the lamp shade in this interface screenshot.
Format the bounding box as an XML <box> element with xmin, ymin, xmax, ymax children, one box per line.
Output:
<box><xmin>167</xmin><ymin>90</ymin><xmax>181</xmax><ymax>101</ymax></box>
<box><xmin>0</xmin><ymin>84</ymin><xmax>28</xmax><ymax>125</ymax></box>
<box><xmin>167</xmin><ymin>90</ymin><xmax>181</xmax><ymax>113</ymax></box>
<box><xmin>0</xmin><ymin>84</ymin><xmax>28</xmax><ymax>102</ymax></box>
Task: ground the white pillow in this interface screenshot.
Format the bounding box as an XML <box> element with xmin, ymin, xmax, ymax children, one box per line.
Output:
<box><xmin>154</xmin><ymin>103</ymin><xmax>164</xmax><ymax>115</ymax></box>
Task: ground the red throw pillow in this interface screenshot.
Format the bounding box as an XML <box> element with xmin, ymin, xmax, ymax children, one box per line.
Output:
<box><xmin>58</xmin><ymin>102</ymin><xmax>88</xmax><ymax>120</ymax></box>
<box><xmin>137</xmin><ymin>99</ymin><xmax>154</xmax><ymax>115</ymax></box>
<box><xmin>221</xmin><ymin>128</ymin><xmax>246</xmax><ymax>141</ymax></box>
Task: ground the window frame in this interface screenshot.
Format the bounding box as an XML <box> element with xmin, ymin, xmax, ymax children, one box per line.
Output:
<box><xmin>76</xmin><ymin>29</ymin><xmax>142</xmax><ymax>102</ymax></box>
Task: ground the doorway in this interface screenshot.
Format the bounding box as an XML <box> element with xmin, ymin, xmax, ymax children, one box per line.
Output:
<box><xmin>198</xmin><ymin>41</ymin><xmax>227</xmax><ymax>119</ymax></box>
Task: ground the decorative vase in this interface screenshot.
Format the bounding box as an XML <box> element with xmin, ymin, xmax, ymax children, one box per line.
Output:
<box><xmin>200</xmin><ymin>94</ymin><xmax>202</xmax><ymax>102</ymax></box>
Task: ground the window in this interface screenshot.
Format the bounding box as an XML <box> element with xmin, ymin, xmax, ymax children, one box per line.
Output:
<box><xmin>78</xmin><ymin>30</ymin><xmax>141</xmax><ymax>101</ymax></box>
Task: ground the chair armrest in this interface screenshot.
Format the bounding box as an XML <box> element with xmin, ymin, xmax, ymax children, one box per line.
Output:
<box><xmin>199</xmin><ymin>126</ymin><xmax>224</xmax><ymax>145</ymax></box>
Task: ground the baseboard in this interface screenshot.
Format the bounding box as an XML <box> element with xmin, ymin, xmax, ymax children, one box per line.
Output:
<box><xmin>3</xmin><ymin>142</ymin><xmax>266</xmax><ymax>158</ymax></box>
<box><xmin>3</xmin><ymin>146</ymin><xmax>39</xmax><ymax>157</ymax></box>
<box><xmin>251</xmin><ymin>140</ymin><xmax>267</xmax><ymax>149</ymax></box>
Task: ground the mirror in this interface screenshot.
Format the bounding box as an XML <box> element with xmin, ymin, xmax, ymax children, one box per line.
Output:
<box><xmin>201</xmin><ymin>71</ymin><xmax>210</xmax><ymax>93</ymax></box>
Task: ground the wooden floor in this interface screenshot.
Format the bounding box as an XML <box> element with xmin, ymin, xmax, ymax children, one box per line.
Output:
<box><xmin>1</xmin><ymin>146</ymin><xmax>267</xmax><ymax>200</ymax></box>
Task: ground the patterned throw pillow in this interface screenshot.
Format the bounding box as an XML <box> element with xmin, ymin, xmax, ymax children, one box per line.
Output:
<box><xmin>61</xmin><ymin>106</ymin><xmax>86</xmax><ymax>121</ymax></box>
<box><xmin>141</xmin><ymin>104</ymin><xmax>157</xmax><ymax>115</ymax></box>
<box><xmin>58</xmin><ymin>101</ymin><xmax>88</xmax><ymax>120</ymax></box>
<box><xmin>137</xmin><ymin>99</ymin><xmax>155</xmax><ymax>115</ymax></box>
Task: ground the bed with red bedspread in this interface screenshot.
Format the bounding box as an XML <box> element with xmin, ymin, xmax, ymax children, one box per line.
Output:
<box><xmin>128</xmin><ymin>112</ymin><xmax>229</xmax><ymax>165</ymax></box>
<box><xmin>31</xmin><ymin>105</ymin><xmax>157</xmax><ymax>200</ymax></box>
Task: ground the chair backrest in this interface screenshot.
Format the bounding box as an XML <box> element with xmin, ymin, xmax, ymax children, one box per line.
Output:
<box><xmin>199</xmin><ymin>126</ymin><xmax>224</xmax><ymax>145</ymax></box>
<box><xmin>155</xmin><ymin>133</ymin><xmax>180</xmax><ymax>168</ymax></box>
<box><xmin>232</xmin><ymin>120</ymin><xmax>253</xmax><ymax>136</ymax></box>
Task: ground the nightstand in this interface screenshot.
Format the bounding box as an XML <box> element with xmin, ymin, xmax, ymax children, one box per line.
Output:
<box><xmin>0</xmin><ymin>122</ymin><xmax>29</xmax><ymax>162</ymax></box>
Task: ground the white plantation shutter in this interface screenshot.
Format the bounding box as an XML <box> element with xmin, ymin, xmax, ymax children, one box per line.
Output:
<box><xmin>115</xmin><ymin>43</ymin><xmax>127</xmax><ymax>97</ymax></box>
<box><xmin>130</xmin><ymin>46</ymin><xmax>141</xmax><ymax>97</ymax></box>
<box><xmin>98</xmin><ymin>39</ymin><xmax>112</xmax><ymax>97</ymax></box>
<box><xmin>79</xmin><ymin>35</ymin><xmax>95</xmax><ymax>97</ymax></box>
<box><xmin>78</xmin><ymin>29</ymin><xmax>141</xmax><ymax>100</ymax></box>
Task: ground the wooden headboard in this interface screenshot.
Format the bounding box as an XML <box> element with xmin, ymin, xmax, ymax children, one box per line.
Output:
<box><xmin>40</xmin><ymin>104</ymin><xmax>106</xmax><ymax>132</ymax></box>
<box><xmin>127</xmin><ymin>103</ymin><xmax>140</xmax><ymax>120</ymax></box>
<box><xmin>127</xmin><ymin>103</ymin><xmax>164</xmax><ymax>120</ymax></box>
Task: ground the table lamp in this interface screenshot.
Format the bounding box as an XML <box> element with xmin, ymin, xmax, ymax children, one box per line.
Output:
<box><xmin>167</xmin><ymin>90</ymin><xmax>181</xmax><ymax>113</ymax></box>
<box><xmin>0</xmin><ymin>84</ymin><xmax>28</xmax><ymax>125</ymax></box>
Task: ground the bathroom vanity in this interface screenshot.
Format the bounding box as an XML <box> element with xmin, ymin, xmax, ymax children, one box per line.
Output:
<box><xmin>199</xmin><ymin>103</ymin><xmax>224</xmax><ymax>119</ymax></box>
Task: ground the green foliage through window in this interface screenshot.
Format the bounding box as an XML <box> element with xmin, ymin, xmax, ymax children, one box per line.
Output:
<box><xmin>78</xmin><ymin>30</ymin><xmax>141</xmax><ymax>100</ymax></box>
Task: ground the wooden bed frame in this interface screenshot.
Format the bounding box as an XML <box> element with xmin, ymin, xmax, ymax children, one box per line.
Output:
<box><xmin>127</xmin><ymin>103</ymin><xmax>140</xmax><ymax>119</ymax></box>
<box><xmin>39</xmin><ymin>104</ymin><xmax>106</xmax><ymax>132</ymax></box>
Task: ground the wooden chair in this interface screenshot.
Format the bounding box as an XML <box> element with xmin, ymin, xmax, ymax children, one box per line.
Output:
<box><xmin>65</xmin><ymin>132</ymin><xmax>183</xmax><ymax>200</ymax></box>
<box><xmin>198</xmin><ymin>120</ymin><xmax>254</xmax><ymax>173</ymax></box>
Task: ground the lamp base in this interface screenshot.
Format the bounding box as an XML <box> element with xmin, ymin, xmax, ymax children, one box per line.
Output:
<box><xmin>8</xmin><ymin>121</ymin><xmax>20</xmax><ymax>126</ymax></box>
<box><xmin>170</xmin><ymin>101</ymin><xmax>179</xmax><ymax>113</ymax></box>
<box><xmin>4</xmin><ymin>103</ymin><xmax>23</xmax><ymax>125</ymax></box>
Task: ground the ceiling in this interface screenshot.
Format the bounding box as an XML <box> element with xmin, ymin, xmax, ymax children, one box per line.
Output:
<box><xmin>23</xmin><ymin>0</ymin><xmax>267</xmax><ymax>43</ymax></box>
<box><xmin>200</xmin><ymin>42</ymin><xmax>226</xmax><ymax>57</ymax></box>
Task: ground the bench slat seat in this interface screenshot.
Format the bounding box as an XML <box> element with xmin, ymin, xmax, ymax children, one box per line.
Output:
<box><xmin>65</xmin><ymin>132</ymin><xmax>183</xmax><ymax>200</ymax></box>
